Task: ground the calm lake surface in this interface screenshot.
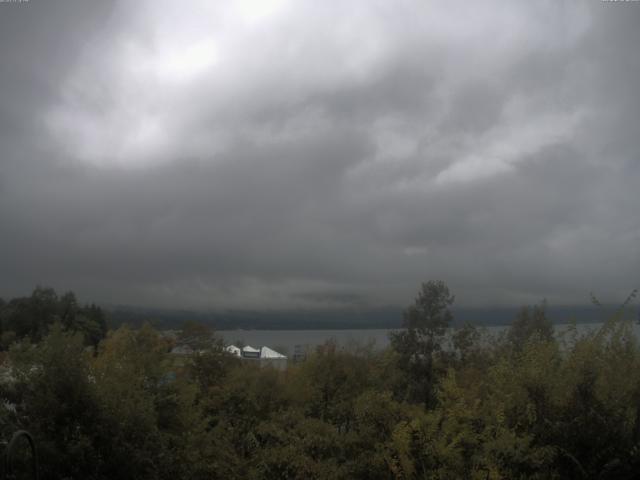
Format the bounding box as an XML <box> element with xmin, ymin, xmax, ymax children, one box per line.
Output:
<box><xmin>219</xmin><ymin>323</ymin><xmax>611</xmax><ymax>356</ymax></box>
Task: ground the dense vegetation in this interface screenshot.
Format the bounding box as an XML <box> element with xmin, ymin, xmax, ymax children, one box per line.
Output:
<box><xmin>1</xmin><ymin>283</ymin><xmax>639</xmax><ymax>479</ymax></box>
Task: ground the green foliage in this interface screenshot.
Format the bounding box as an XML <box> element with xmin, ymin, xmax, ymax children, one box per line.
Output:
<box><xmin>2</xmin><ymin>284</ymin><xmax>640</xmax><ymax>479</ymax></box>
<box><xmin>0</xmin><ymin>287</ymin><xmax>107</xmax><ymax>349</ymax></box>
<box><xmin>178</xmin><ymin>320</ymin><xmax>215</xmax><ymax>351</ymax></box>
<box><xmin>452</xmin><ymin>322</ymin><xmax>482</xmax><ymax>363</ymax></box>
<box><xmin>6</xmin><ymin>324</ymin><xmax>102</xmax><ymax>478</ymax></box>
<box><xmin>299</xmin><ymin>341</ymin><xmax>373</xmax><ymax>426</ymax></box>
<box><xmin>390</xmin><ymin>280</ymin><xmax>455</xmax><ymax>408</ymax></box>
<box><xmin>507</xmin><ymin>302</ymin><xmax>554</xmax><ymax>352</ymax></box>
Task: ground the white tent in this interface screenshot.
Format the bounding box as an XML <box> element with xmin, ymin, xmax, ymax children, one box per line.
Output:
<box><xmin>260</xmin><ymin>346</ymin><xmax>286</xmax><ymax>359</ymax></box>
<box><xmin>222</xmin><ymin>344</ymin><xmax>288</xmax><ymax>369</ymax></box>
<box><xmin>225</xmin><ymin>345</ymin><xmax>241</xmax><ymax>357</ymax></box>
<box><xmin>242</xmin><ymin>345</ymin><xmax>261</xmax><ymax>358</ymax></box>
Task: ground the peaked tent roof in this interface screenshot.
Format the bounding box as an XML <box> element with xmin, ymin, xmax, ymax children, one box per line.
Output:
<box><xmin>260</xmin><ymin>346</ymin><xmax>286</xmax><ymax>359</ymax></box>
<box><xmin>225</xmin><ymin>345</ymin><xmax>242</xmax><ymax>357</ymax></box>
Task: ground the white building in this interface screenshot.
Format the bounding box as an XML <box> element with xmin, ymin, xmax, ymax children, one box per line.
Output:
<box><xmin>225</xmin><ymin>344</ymin><xmax>288</xmax><ymax>370</ymax></box>
<box><xmin>225</xmin><ymin>345</ymin><xmax>241</xmax><ymax>357</ymax></box>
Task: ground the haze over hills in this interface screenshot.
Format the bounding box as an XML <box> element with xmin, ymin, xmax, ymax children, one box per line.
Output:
<box><xmin>104</xmin><ymin>303</ymin><xmax>631</xmax><ymax>330</ymax></box>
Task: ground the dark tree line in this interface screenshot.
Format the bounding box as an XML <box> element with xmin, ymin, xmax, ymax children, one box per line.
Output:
<box><xmin>0</xmin><ymin>287</ymin><xmax>107</xmax><ymax>348</ymax></box>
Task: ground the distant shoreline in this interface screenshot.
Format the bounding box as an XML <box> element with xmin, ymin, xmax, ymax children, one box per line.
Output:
<box><xmin>106</xmin><ymin>304</ymin><xmax>635</xmax><ymax>330</ymax></box>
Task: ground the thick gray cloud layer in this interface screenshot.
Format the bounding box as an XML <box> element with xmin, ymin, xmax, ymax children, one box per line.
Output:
<box><xmin>0</xmin><ymin>0</ymin><xmax>638</xmax><ymax>309</ymax></box>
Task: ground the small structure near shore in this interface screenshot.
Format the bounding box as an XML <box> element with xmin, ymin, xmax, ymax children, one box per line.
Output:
<box><xmin>168</xmin><ymin>340</ymin><xmax>288</xmax><ymax>370</ymax></box>
<box><xmin>225</xmin><ymin>344</ymin><xmax>288</xmax><ymax>370</ymax></box>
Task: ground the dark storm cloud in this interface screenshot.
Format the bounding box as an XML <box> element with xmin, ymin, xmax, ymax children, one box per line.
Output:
<box><xmin>0</xmin><ymin>0</ymin><xmax>638</xmax><ymax>309</ymax></box>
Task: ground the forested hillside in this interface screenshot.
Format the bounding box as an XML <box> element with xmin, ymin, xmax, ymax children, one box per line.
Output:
<box><xmin>0</xmin><ymin>284</ymin><xmax>639</xmax><ymax>479</ymax></box>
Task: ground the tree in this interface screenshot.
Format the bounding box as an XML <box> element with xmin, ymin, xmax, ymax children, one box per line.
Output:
<box><xmin>75</xmin><ymin>303</ymin><xmax>108</xmax><ymax>348</ymax></box>
<box><xmin>59</xmin><ymin>292</ymin><xmax>108</xmax><ymax>348</ymax></box>
<box><xmin>390</xmin><ymin>280</ymin><xmax>455</xmax><ymax>409</ymax></box>
<box><xmin>1</xmin><ymin>287</ymin><xmax>59</xmax><ymax>343</ymax></box>
<box><xmin>507</xmin><ymin>302</ymin><xmax>554</xmax><ymax>352</ymax></box>
<box><xmin>0</xmin><ymin>288</ymin><xmax>107</xmax><ymax>349</ymax></box>
<box><xmin>178</xmin><ymin>320</ymin><xmax>215</xmax><ymax>351</ymax></box>
<box><xmin>452</xmin><ymin>322</ymin><xmax>481</xmax><ymax>363</ymax></box>
<box><xmin>300</xmin><ymin>340</ymin><xmax>372</xmax><ymax>427</ymax></box>
<box><xmin>8</xmin><ymin>324</ymin><xmax>103</xmax><ymax>479</ymax></box>
<box><xmin>91</xmin><ymin>324</ymin><xmax>175</xmax><ymax>479</ymax></box>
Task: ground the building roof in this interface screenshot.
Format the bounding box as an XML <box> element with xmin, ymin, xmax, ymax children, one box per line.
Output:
<box><xmin>224</xmin><ymin>344</ymin><xmax>287</xmax><ymax>359</ymax></box>
<box><xmin>260</xmin><ymin>346</ymin><xmax>287</xmax><ymax>359</ymax></box>
<box><xmin>225</xmin><ymin>345</ymin><xmax>242</xmax><ymax>357</ymax></box>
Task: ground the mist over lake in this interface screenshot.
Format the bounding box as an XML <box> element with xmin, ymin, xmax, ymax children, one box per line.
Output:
<box><xmin>219</xmin><ymin>322</ymin><xmax>620</xmax><ymax>355</ymax></box>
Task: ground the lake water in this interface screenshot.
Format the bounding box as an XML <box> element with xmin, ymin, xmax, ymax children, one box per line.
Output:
<box><xmin>219</xmin><ymin>322</ymin><xmax>613</xmax><ymax>356</ymax></box>
<box><xmin>219</xmin><ymin>329</ymin><xmax>396</xmax><ymax>356</ymax></box>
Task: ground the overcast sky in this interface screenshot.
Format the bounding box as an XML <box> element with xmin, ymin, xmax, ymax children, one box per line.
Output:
<box><xmin>0</xmin><ymin>0</ymin><xmax>638</xmax><ymax>310</ymax></box>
